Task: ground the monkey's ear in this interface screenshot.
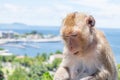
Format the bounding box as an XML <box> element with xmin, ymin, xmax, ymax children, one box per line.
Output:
<box><xmin>86</xmin><ymin>15</ymin><xmax>95</xmax><ymax>27</ymax></box>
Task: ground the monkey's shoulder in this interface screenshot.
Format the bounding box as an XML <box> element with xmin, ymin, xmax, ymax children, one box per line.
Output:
<box><xmin>95</xmin><ymin>29</ymin><xmax>106</xmax><ymax>39</ymax></box>
<box><xmin>95</xmin><ymin>29</ymin><xmax>110</xmax><ymax>47</ymax></box>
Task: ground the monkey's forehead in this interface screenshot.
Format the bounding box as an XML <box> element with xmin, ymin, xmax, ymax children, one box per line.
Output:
<box><xmin>63</xmin><ymin>12</ymin><xmax>88</xmax><ymax>27</ymax></box>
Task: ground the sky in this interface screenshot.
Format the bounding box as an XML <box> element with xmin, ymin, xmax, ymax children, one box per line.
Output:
<box><xmin>0</xmin><ymin>0</ymin><xmax>120</xmax><ymax>28</ymax></box>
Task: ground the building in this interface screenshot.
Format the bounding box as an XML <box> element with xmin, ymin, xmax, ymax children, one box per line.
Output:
<box><xmin>0</xmin><ymin>31</ymin><xmax>15</xmax><ymax>39</ymax></box>
<box><xmin>26</xmin><ymin>34</ymin><xmax>42</xmax><ymax>39</ymax></box>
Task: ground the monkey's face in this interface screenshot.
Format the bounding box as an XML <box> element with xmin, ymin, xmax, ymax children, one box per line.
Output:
<box><xmin>61</xmin><ymin>12</ymin><xmax>95</xmax><ymax>54</ymax></box>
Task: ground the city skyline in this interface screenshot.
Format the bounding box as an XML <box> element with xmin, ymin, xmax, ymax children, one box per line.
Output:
<box><xmin>0</xmin><ymin>0</ymin><xmax>120</xmax><ymax>28</ymax></box>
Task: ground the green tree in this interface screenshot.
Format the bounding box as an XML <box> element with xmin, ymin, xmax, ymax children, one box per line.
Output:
<box><xmin>14</xmin><ymin>34</ymin><xmax>20</xmax><ymax>39</ymax></box>
<box><xmin>0</xmin><ymin>48</ymin><xmax>4</xmax><ymax>51</ymax></box>
<box><xmin>41</xmin><ymin>53</ymin><xmax>48</xmax><ymax>61</ymax></box>
<box><xmin>28</xmin><ymin>64</ymin><xmax>48</xmax><ymax>80</ymax></box>
<box><xmin>46</xmin><ymin>58</ymin><xmax>62</xmax><ymax>71</ymax></box>
<box><xmin>21</xmin><ymin>57</ymin><xmax>34</xmax><ymax>67</ymax></box>
<box><xmin>52</xmin><ymin>58</ymin><xmax>62</xmax><ymax>69</ymax></box>
<box><xmin>35</xmin><ymin>53</ymin><xmax>48</xmax><ymax>63</ymax></box>
<box><xmin>31</xmin><ymin>30</ymin><xmax>37</xmax><ymax>34</ymax></box>
<box><xmin>8</xmin><ymin>68</ymin><xmax>28</xmax><ymax>80</ymax></box>
<box><xmin>0</xmin><ymin>55</ymin><xmax>16</xmax><ymax>62</ymax></box>
<box><xmin>41</xmin><ymin>72</ymin><xmax>53</xmax><ymax>80</ymax></box>
<box><xmin>55</xmin><ymin>50</ymin><xmax>62</xmax><ymax>54</ymax></box>
<box><xmin>0</xmin><ymin>69</ymin><xmax>4</xmax><ymax>80</ymax></box>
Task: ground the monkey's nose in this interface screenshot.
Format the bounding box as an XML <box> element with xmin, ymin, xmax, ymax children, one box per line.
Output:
<box><xmin>70</xmin><ymin>46</ymin><xmax>73</xmax><ymax>50</ymax></box>
<box><xmin>68</xmin><ymin>46</ymin><xmax>73</xmax><ymax>52</ymax></box>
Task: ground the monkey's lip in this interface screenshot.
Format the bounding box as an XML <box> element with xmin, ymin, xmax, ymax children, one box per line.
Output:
<box><xmin>68</xmin><ymin>47</ymin><xmax>79</xmax><ymax>54</ymax></box>
<box><xmin>71</xmin><ymin>50</ymin><xmax>79</xmax><ymax>55</ymax></box>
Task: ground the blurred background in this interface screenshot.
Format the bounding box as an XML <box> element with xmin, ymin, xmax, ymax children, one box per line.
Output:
<box><xmin>0</xmin><ymin>0</ymin><xmax>120</xmax><ymax>80</ymax></box>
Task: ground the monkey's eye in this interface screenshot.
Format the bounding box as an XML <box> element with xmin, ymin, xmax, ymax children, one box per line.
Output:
<box><xmin>62</xmin><ymin>35</ymin><xmax>69</xmax><ymax>38</ymax></box>
<box><xmin>64</xmin><ymin>35</ymin><xmax>69</xmax><ymax>37</ymax></box>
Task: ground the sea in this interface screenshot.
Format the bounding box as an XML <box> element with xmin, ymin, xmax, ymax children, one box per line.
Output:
<box><xmin>0</xmin><ymin>27</ymin><xmax>120</xmax><ymax>63</ymax></box>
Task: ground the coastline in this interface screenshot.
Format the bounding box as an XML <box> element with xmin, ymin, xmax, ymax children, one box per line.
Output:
<box><xmin>0</xmin><ymin>36</ymin><xmax>61</xmax><ymax>44</ymax></box>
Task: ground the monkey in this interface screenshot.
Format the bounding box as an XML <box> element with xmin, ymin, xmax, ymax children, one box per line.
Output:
<box><xmin>54</xmin><ymin>12</ymin><xmax>118</xmax><ymax>80</ymax></box>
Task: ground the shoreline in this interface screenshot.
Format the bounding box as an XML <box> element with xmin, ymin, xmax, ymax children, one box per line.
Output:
<box><xmin>0</xmin><ymin>37</ymin><xmax>61</xmax><ymax>44</ymax></box>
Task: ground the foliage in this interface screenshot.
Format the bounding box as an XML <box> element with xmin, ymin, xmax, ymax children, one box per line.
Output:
<box><xmin>8</xmin><ymin>68</ymin><xmax>28</xmax><ymax>80</ymax></box>
<box><xmin>41</xmin><ymin>53</ymin><xmax>48</xmax><ymax>61</ymax></box>
<box><xmin>0</xmin><ymin>69</ymin><xmax>4</xmax><ymax>80</ymax></box>
<box><xmin>47</xmin><ymin>58</ymin><xmax>62</xmax><ymax>71</ymax></box>
<box><xmin>25</xmin><ymin>30</ymin><xmax>40</xmax><ymax>35</ymax></box>
<box><xmin>49</xmin><ymin>52</ymin><xmax>53</xmax><ymax>56</ymax></box>
<box><xmin>14</xmin><ymin>34</ymin><xmax>20</xmax><ymax>39</ymax></box>
<box><xmin>55</xmin><ymin>50</ymin><xmax>62</xmax><ymax>54</ymax></box>
<box><xmin>14</xmin><ymin>53</ymin><xmax>48</xmax><ymax>67</ymax></box>
<box><xmin>52</xmin><ymin>58</ymin><xmax>62</xmax><ymax>69</ymax></box>
<box><xmin>0</xmin><ymin>55</ymin><xmax>15</xmax><ymax>62</ymax></box>
<box><xmin>0</xmin><ymin>62</ymin><xmax>2</xmax><ymax>69</ymax></box>
<box><xmin>41</xmin><ymin>72</ymin><xmax>53</xmax><ymax>80</ymax></box>
<box><xmin>21</xmin><ymin>35</ymin><xmax>26</xmax><ymax>38</ymax></box>
<box><xmin>35</xmin><ymin>53</ymin><xmax>48</xmax><ymax>62</ymax></box>
<box><xmin>0</xmin><ymin>48</ymin><xmax>4</xmax><ymax>51</ymax></box>
<box><xmin>14</xmin><ymin>56</ymin><xmax>34</xmax><ymax>67</ymax></box>
<box><xmin>4</xmin><ymin>51</ymin><xmax>120</xmax><ymax>80</ymax></box>
<box><xmin>25</xmin><ymin>30</ymin><xmax>43</xmax><ymax>38</ymax></box>
<box><xmin>28</xmin><ymin>64</ymin><xmax>48</xmax><ymax>80</ymax></box>
<box><xmin>118</xmin><ymin>64</ymin><xmax>120</xmax><ymax>80</ymax></box>
<box><xmin>30</xmin><ymin>30</ymin><xmax>37</xmax><ymax>34</ymax></box>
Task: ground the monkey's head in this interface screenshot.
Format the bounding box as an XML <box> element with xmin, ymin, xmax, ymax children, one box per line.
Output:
<box><xmin>61</xmin><ymin>12</ymin><xmax>96</xmax><ymax>55</ymax></box>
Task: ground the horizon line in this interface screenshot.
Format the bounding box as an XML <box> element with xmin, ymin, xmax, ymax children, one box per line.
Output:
<box><xmin>0</xmin><ymin>22</ymin><xmax>120</xmax><ymax>29</ymax></box>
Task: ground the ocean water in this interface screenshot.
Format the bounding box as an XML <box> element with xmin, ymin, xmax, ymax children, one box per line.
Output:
<box><xmin>0</xmin><ymin>27</ymin><xmax>120</xmax><ymax>63</ymax></box>
<box><xmin>0</xmin><ymin>27</ymin><xmax>60</xmax><ymax>35</ymax></box>
<box><xmin>101</xmin><ymin>28</ymin><xmax>120</xmax><ymax>64</ymax></box>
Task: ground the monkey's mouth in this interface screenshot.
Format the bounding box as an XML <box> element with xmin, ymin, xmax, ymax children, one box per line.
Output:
<box><xmin>73</xmin><ymin>51</ymin><xmax>79</xmax><ymax>55</ymax></box>
<box><xmin>68</xmin><ymin>46</ymin><xmax>79</xmax><ymax>55</ymax></box>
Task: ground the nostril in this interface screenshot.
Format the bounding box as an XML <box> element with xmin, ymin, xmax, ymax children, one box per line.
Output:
<box><xmin>69</xmin><ymin>46</ymin><xmax>73</xmax><ymax>51</ymax></box>
<box><xmin>70</xmin><ymin>46</ymin><xmax>73</xmax><ymax>50</ymax></box>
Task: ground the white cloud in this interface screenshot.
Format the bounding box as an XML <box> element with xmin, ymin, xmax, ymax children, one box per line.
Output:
<box><xmin>3</xmin><ymin>3</ymin><xmax>25</xmax><ymax>13</ymax></box>
<box><xmin>36</xmin><ymin>6</ymin><xmax>54</xmax><ymax>15</ymax></box>
<box><xmin>70</xmin><ymin>0</ymin><xmax>120</xmax><ymax>15</ymax></box>
<box><xmin>69</xmin><ymin>0</ymin><xmax>120</xmax><ymax>28</ymax></box>
<box><xmin>71</xmin><ymin>0</ymin><xmax>105</xmax><ymax>7</ymax></box>
<box><xmin>0</xmin><ymin>0</ymin><xmax>120</xmax><ymax>28</ymax></box>
<box><xmin>4</xmin><ymin>3</ymin><xmax>17</xmax><ymax>12</ymax></box>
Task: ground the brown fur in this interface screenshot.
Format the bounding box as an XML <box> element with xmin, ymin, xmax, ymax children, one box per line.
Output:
<box><xmin>64</xmin><ymin>13</ymin><xmax>76</xmax><ymax>27</ymax></box>
<box><xmin>54</xmin><ymin>12</ymin><xmax>118</xmax><ymax>80</ymax></box>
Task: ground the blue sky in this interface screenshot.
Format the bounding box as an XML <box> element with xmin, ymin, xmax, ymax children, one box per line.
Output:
<box><xmin>0</xmin><ymin>0</ymin><xmax>120</xmax><ymax>28</ymax></box>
